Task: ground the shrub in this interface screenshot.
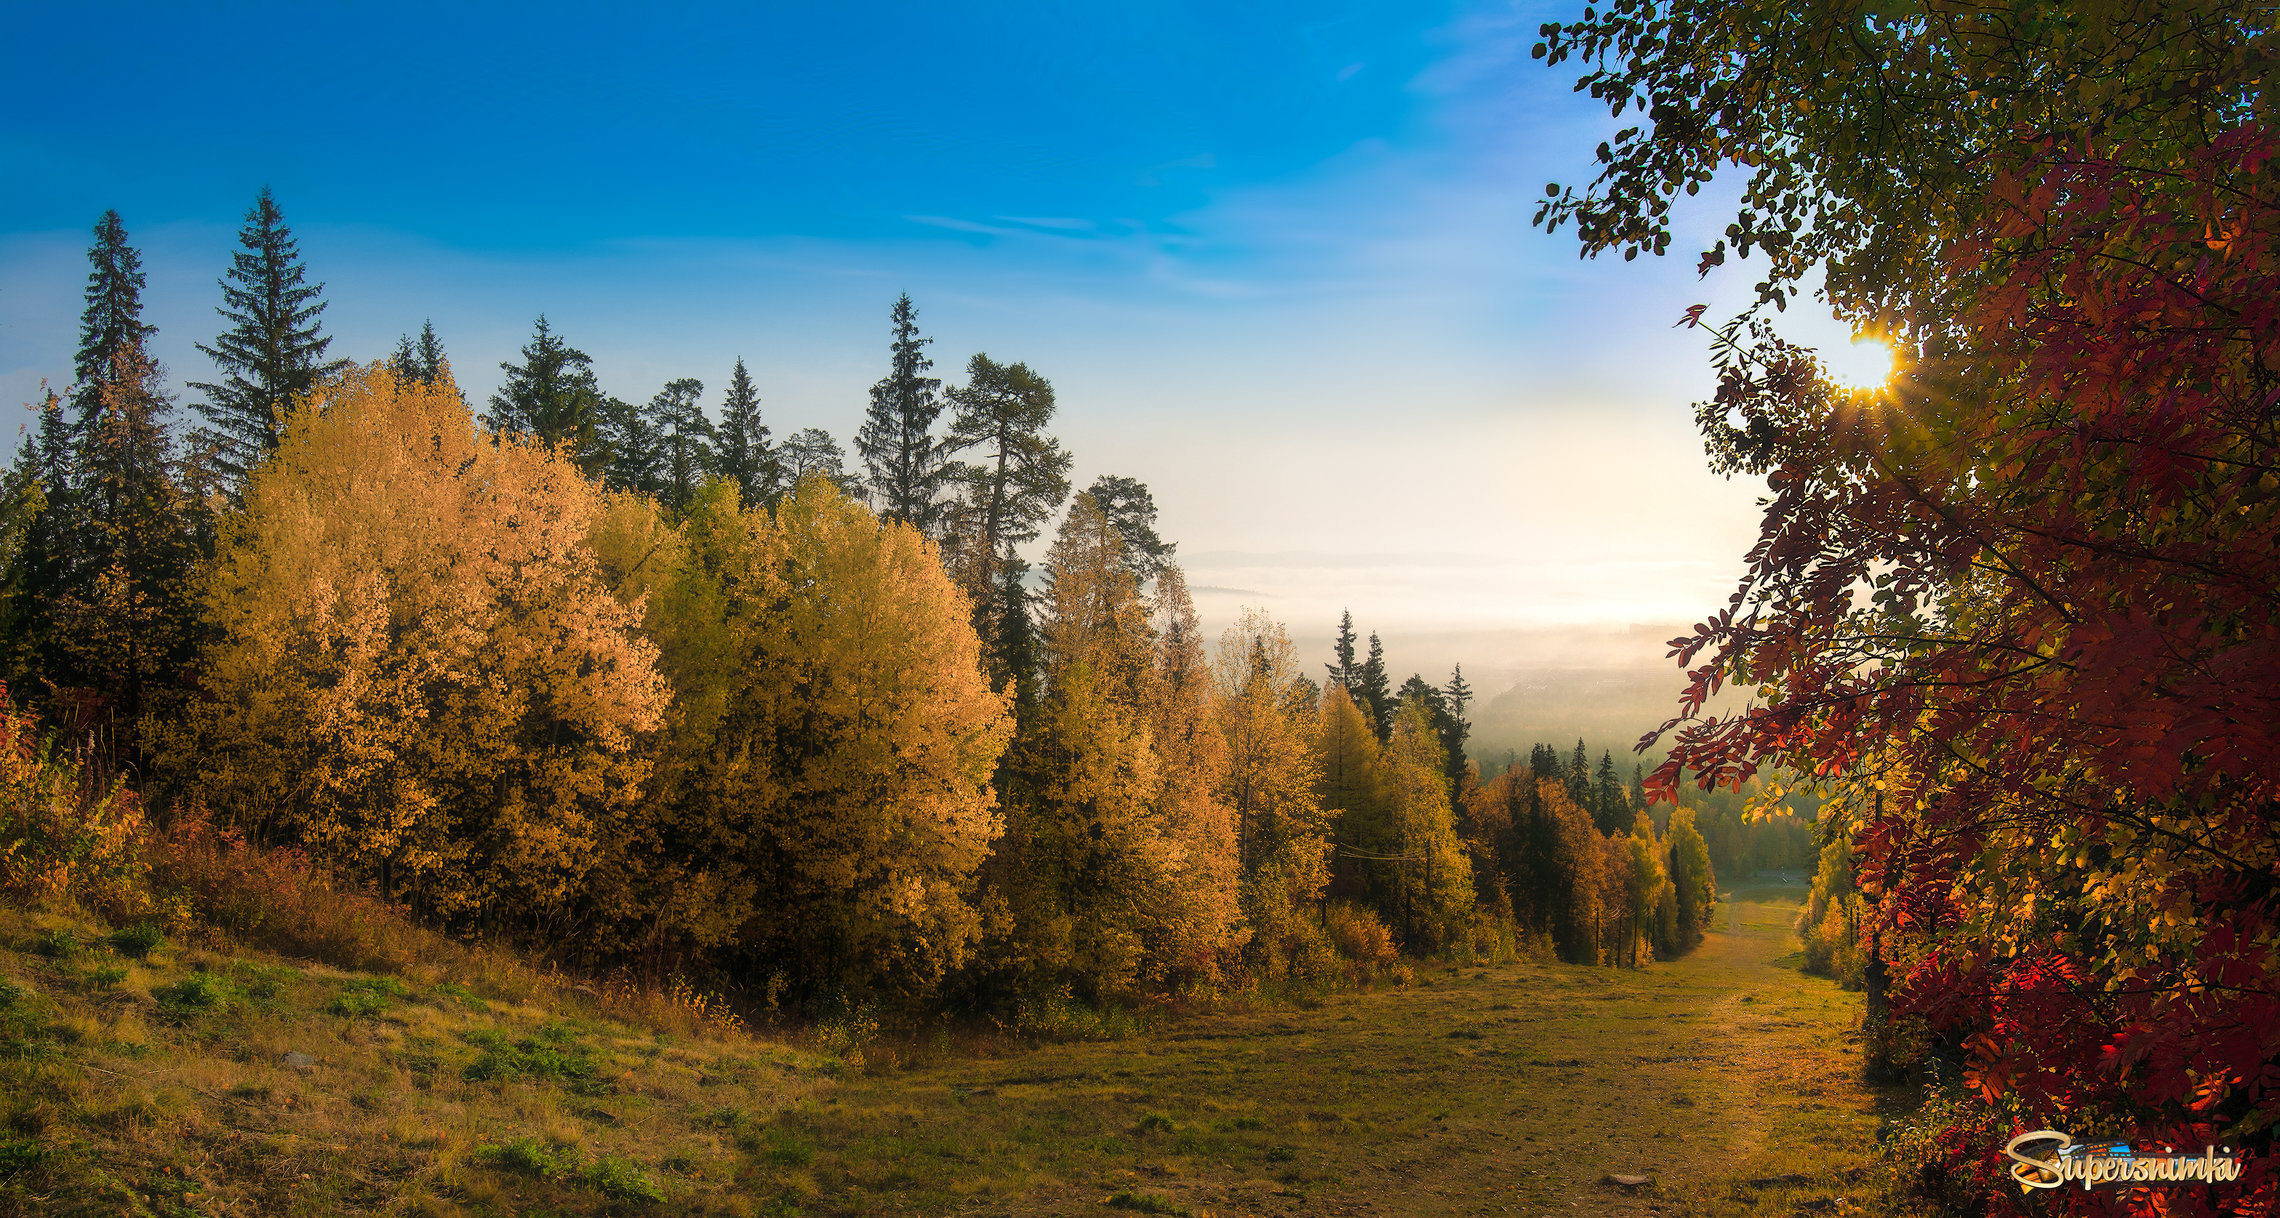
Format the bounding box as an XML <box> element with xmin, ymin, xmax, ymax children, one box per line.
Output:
<box><xmin>147</xmin><ymin>808</ymin><xmax>418</xmax><ymax>974</ymax></box>
<box><xmin>0</xmin><ymin>684</ymin><xmax>150</xmax><ymax>917</ymax></box>
<box><xmin>463</xmin><ymin>1024</ymin><xmax>603</xmax><ymax>1091</ymax></box>
<box><xmin>1323</xmin><ymin>903</ymin><xmax>1399</xmax><ymax>984</ymax></box>
<box><xmin>582</xmin><ymin>1155</ymin><xmax>666</xmax><ymax>1203</ymax></box>
<box><xmin>0</xmin><ymin>1136</ymin><xmax>49</xmax><ymax>1180</ymax></box>
<box><xmin>153</xmin><ymin>971</ymin><xmax>231</xmax><ymax>1021</ymax></box>
<box><xmin>326</xmin><ymin>976</ymin><xmax>407</xmax><ymax>1018</ymax></box>
<box><xmin>106</xmin><ymin>922</ymin><xmax>163</xmax><ymax>959</ymax></box>
<box><xmin>478</xmin><ymin>1136</ymin><xmax>571</xmax><ymax>1180</ymax></box>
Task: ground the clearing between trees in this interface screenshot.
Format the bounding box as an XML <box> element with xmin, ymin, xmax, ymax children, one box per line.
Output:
<box><xmin>1</xmin><ymin>887</ymin><xmax>1893</xmax><ymax>1216</ymax></box>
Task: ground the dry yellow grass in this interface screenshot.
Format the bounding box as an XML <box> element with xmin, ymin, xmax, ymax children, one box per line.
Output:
<box><xmin>0</xmin><ymin>890</ymin><xmax>1902</xmax><ymax>1217</ymax></box>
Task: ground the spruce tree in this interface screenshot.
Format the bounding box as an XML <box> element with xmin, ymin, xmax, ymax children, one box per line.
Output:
<box><xmin>1593</xmin><ymin>750</ymin><xmax>1627</xmax><ymax>835</ymax></box>
<box><xmin>0</xmin><ymin>390</ymin><xmax>72</xmax><ymax>691</ymax></box>
<box><xmin>991</xmin><ymin>557</ymin><xmax>1042</xmax><ymax>716</ymax></box>
<box><xmin>1327</xmin><ymin>609</ymin><xmax>1359</xmax><ymax>690</ymax></box>
<box><xmin>1531</xmin><ymin>742</ymin><xmax>1558</xmax><ymax>782</ymax></box>
<box><xmin>1440</xmin><ymin>666</ymin><xmax>1474</xmax><ymax>811</ymax></box>
<box><xmin>391</xmin><ymin>320</ymin><xmax>450</xmax><ymax>386</ymax></box>
<box><xmin>190</xmin><ymin>188</ymin><xmax>343</xmax><ymax>486</ymax></box>
<box><xmin>414</xmin><ymin>320</ymin><xmax>447</xmax><ymax>384</ymax></box>
<box><xmin>1356</xmin><ymin>631</ymin><xmax>1393</xmax><ymax>742</ymax></box>
<box><xmin>66</xmin><ymin>346</ymin><xmax>201</xmax><ymax>735</ymax></box>
<box><xmin>715</xmin><ymin>357</ymin><xmax>779</xmax><ymax>509</ymax></box>
<box><xmin>854</xmin><ymin>293</ymin><xmax>947</xmax><ymax>530</ymax></box>
<box><xmin>488</xmin><ymin>317</ymin><xmax>606</xmax><ymax>471</ymax></box>
<box><xmin>1567</xmin><ymin>738</ymin><xmax>1592</xmax><ymax>812</ymax></box>
<box><xmin>74</xmin><ymin>210</ymin><xmax>158</xmax><ymax>434</ymax></box>
<box><xmin>1085</xmin><ymin>474</ymin><xmax>1175</xmax><ymax>580</ymax></box>
<box><xmin>1443</xmin><ymin>664</ymin><xmax>1472</xmax><ymax>719</ymax></box>
<box><xmin>595</xmin><ymin>394</ymin><xmax>664</xmax><ymax>498</ymax></box>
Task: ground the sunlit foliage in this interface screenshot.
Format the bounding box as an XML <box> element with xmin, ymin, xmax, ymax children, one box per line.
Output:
<box><xmin>164</xmin><ymin>365</ymin><xmax>668</xmax><ymax>941</ymax></box>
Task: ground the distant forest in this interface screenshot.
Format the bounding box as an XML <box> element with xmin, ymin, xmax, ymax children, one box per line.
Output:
<box><xmin>2</xmin><ymin>192</ymin><xmax>1803</xmax><ymax>1013</ymax></box>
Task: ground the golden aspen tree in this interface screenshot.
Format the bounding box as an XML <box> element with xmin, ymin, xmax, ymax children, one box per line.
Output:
<box><xmin>671</xmin><ymin>474</ymin><xmax>1011</xmax><ymax>1001</ymax></box>
<box><xmin>1314</xmin><ymin>684</ymin><xmax>1389</xmax><ymax>904</ymax></box>
<box><xmin>1141</xmin><ymin>566</ymin><xmax>1244</xmax><ymax>984</ymax></box>
<box><xmin>994</xmin><ymin>492</ymin><xmax>1168</xmax><ymax>996</ymax></box>
<box><xmin>1212</xmin><ymin>605</ymin><xmax>1330</xmax><ymax>976</ymax></box>
<box><xmin>1380</xmin><ymin>696</ymin><xmax>1474</xmax><ymax>949</ymax></box>
<box><xmin>170</xmin><ymin>364</ymin><xmax>669</xmax><ymax>944</ymax></box>
<box><xmin>1623</xmin><ymin>813</ymin><xmax>1669</xmax><ymax>967</ymax></box>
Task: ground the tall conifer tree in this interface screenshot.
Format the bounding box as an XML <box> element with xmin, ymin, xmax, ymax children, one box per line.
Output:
<box><xmin>942</xmin><ymin>353</ymin><xmax>1072</xmax><ymax>626</ymax></box>
<box><xmin>488</xmin><ymin>317</ymin><xmax>606</xmax><ymax>472</ymax></box>
<box><xmin>74</xmin><ymin>210</ymin><xmax>159</xmax><ymax>434</ymax></box>
<box><xmin>390</xmin><ymin>320</ymin><xmax>450</xmax><ymax>387</ymax></box>
<box><xmin>714</xmin><ymin>357</ymin><xmax>778</xmax><ymax>509</ymax></box>
<box><xmin>1440</xmin><ymin>666</ymin><xmax>1474</xmax><ymax>812</ymax></box>
<box><xmin>855</xmin><ymin>293</ymin><xmax>947</xmax><ymax>531</ymax></box>
<box><xmin>595</xmin><ymin>394</ymin><xmax>664</xmax><ymax>498</ymax></box>
<box><xmin>1593</xmin><ymin>750</ymin><xmax>1627</xmax><ymax>834</ymax></box>
<box><xmin>1326</xmin><ymin>610</ymin><xmax>1360</xmax><ymax>689</ymax></box>
<box><xmin>648</xmin><ymin>377</ymin><xmax>713</xmax><ymax>515</ymax></box>
<box><xmin>63</xmin><ymin>347</ymin><xmax>201</xmax><ymax>737</ymax></box>
<box><xmin>1567</xmin><ymin>738</ymin><xmax>1592</xmax><ymax>812</ymax></box>
<box><xmin>0</xmin><ymin>389</ymin><xmax>73</xmax><ymax>692</ymax></box>
<box><xmin>190</xmin><ymin>188</ymin><xmax>342</xmax><ymax>486</ymax></box>
<box><xmin>1356</xmin><ymin>632</ymin><xmax>1393</xmax><ymax>742</ymax></box>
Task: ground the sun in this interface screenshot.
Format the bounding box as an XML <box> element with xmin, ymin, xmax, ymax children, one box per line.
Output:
<box><xmin>1825</xmin><ymin>336</ymin><xmax>1897</xmax><ymax>391</ymax></box>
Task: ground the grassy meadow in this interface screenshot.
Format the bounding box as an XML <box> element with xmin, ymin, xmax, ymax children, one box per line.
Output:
<box><xmin>0</xmin><ymin>887</ymin><xmax>1901</xmax><ymax>1217</ymax></box>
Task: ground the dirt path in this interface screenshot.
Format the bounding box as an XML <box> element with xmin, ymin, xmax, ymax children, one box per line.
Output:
<box><xmin>764</xmin><ymin>894</ymin><xmax>1893</xmax><ymax>1216</ymax></box>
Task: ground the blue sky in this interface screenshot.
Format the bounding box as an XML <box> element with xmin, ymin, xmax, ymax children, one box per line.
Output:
<box><xmin>0</xmin><ymin>1</ymin><xmax>1881</xmax><ymax>705</ymax></box>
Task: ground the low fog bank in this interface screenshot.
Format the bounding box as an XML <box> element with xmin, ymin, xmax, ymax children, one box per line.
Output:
<box><xmin>1258</xmin><ymin>620</ymin><xmax>1738</xmax><ymax>772</ymax></box>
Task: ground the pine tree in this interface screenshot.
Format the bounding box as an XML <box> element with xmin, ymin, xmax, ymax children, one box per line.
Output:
<box><xmin>854</xmin><ymin>293</ymin><xmax>947</xmax><ymax>531</ymax></box>
<box><xmin>74</xmin><ymin>210</ymin><xmax>158</xmax><ymax>434</ymax></box>
<box><xmin>783</xmin><ymin>427</ymin><xmax>855</xmax><ymax>493</ymax></box>
<box><xmin>1326</xmin><ymin>609</ymin><xmax>1359</xmax><ymax>690</ymax></box>
<box><xmin>190</xmin><ymin>188</ymin><xmax>343</xmax><ymax>486</ymax></box>
<box><xmin>942</xmin><ymin>353</ymin><xmax>1072</xmax><ymax>649</ymax></box>
<box><xmin>1085</xmin><ymin>474</ymin><xmax>1176</xmax><ymax>580</ymax></box>
<box><xmin>1356</xmin><ymin>632</ymin><xmax>1393</xmax><ymax>742</ymax></box>
<box><xmin>488</xmin><ymin>317</ymin><xmax>605</xmax><ymax>468</ymax></box>
<box><xmin>648</xmin><ymin>377</ymin><xmax>713</xmax><ymax>515</ymax></box>
<box><xmin>714</xmin><ymin>357</ymin><xmax>778</xmax><ymax>510</ymax></box>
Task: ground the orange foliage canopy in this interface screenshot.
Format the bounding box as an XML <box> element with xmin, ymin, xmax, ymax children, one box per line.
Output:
<box><xmin>167</xmin><ymin>365</ymin><xmax>669</xmax><ymax>940</ymax></box>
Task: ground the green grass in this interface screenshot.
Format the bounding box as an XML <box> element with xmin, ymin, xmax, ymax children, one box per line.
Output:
<box><xmin>0</xmin><ymin>907</ymin><xmax>835</xmax><ymax>1217</ymax></box>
